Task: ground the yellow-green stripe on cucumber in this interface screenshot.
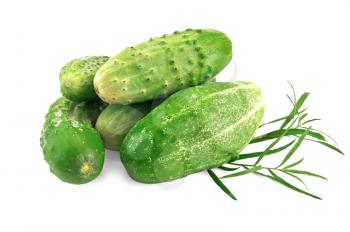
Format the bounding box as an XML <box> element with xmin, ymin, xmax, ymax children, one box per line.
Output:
<box><xmin>120</xmin><ymin>82</ymin><xmax>265</xmax><ymax>183</ymax></box>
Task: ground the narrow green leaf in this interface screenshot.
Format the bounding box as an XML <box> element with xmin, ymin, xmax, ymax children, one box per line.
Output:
<box><xmin>284</xmin><ymin>169</ymin><xmax>328</xmax><ymax>180</ymax></box>
<box><xmin>287</xmin><ymin>94</ymin><xmax>295</xmax><ymax>106</ymax></box>
<box><xmin>259</xmin><ymin>116</ymin><xmax>289</xmax><ymax>128</ymax></box>
<box><xmin>276</xmin><ymin>128</ymin><xmax>309</xmax><ymax>168</ymax></box>
<box><xmin>250</xmin><ymin>128</ymin><xmax>325</xmax><ymax>144</ymax></box>
<box><xmin>299</xmin><ymin>113</ymin><xmax>308</xmax><ymax>122</ymax></box>
<box><xmin>294</xmin><ymin>92</ymin><xmax>310</xmax><ymax>112</ymax></box>
<box><xmin>244</xmin><ymin>168</ymin><xmax>321</xmax><ymax>200</ymax></box>
<box><xmin>279</xmin><ymin>170</ymin><xmax>309</xmax><ymax>190</ymax></box>
<box><xmin>253</xmin><ymin>127</ymin><xmax>291</xmax><ymax>166</ymax></box>
<box><xmin>258</xmin><ymin>108</ymin><xmax>307</xmax><ymax>128</ymax></box>
<box><xmin>280</xmin><ymin>92</ymin><xmax>310</xmax><ymax>129</ymax></box>
<box><xmin>302</xmin><ymin>118</ymin><xmax>321</xmax><ymax>125</ymax></box>
<box><xmin>253</xmin><ymin>141</ymin><xmax>281</xmax><ymax>166</ymax></box>
<box><xmin>236</xmin><ymin>140</ymin><xmax>295</xmax><ymax>161</ymax></box>
<box><xmin>302</xmin><ymin>127</ymin><xmax>339</xmax><ymax>146</ymax></box>
<box><xmin>282</xmin><ymin>158</ymin><xmax>304</xmax><ymax>169</ymax></box>
<box><xmin>267</xmin><ymin>169</ymin><xmax>322</xmax><ymax>200</ymax></box>
<box><xmin>287</xmin><ymin>81</ymin><xmax>297</xmax><ymax>103</ymax></box>
<box><xmin>316</xmin><ymin>141</ymin><xmax>344</xmax><ymax>155</ymax></box>
<box><xmin>221</xmin><ymin>166</ymin><xmax>263</xmax><ymax>179</ymax></box>
<box><xmin>218</xmin><ymin>166</ymin><xmax>240</xmax><ymax>171</ymax></box>
<box><xmin>298</xmin><ymin>113</ymin><xmax>308</xmax><ymax>125</ymax></box>
<box><xmin>207</xmin><ymin>169</ymin><xmax>237</xmax><ymax>200</ymax></box>
<box><xmin>301</xmin><ymin>137</ymin><xmax>344</xmax><ymax>155</ymax></box>
<box><xmin>299</xmin><ymin>108</ymin><xmax>308</xmax><ymax>114</ymax></box>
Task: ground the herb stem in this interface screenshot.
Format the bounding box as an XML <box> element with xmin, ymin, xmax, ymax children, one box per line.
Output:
<box><xmin>229</xmin><ymin>162</ymin><xmax>279</xmax><ymax>171</ymax></box>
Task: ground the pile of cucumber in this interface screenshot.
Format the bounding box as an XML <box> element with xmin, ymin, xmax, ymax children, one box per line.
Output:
<box><xmin>40</xmin><ymin>29</ymin><xmax>264</xmax><ymax>184</ymax></box>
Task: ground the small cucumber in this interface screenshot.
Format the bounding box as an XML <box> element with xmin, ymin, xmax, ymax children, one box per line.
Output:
<box><xmin>60</xmin><ymin>56</ymin><xmax>109</xmax><ymax>102</ymax></box>
<box><xmin>40</xmin><ymin>97</ymin><xmax>105</xmax><ymax>184</ymax></box>
<box><xmin>120</xmin><ymin>82</ymin><xmax>265</xmax><ymax>183</ymax></box>
<box><xmin>96</xmin><ymin>102</ymin><xmax>152</xmax><ymax>151</ymax></box>
<box><xmin>94</xmin><ymin>29</ymin><xmax>232</xmax><ymax>104</ymax></box>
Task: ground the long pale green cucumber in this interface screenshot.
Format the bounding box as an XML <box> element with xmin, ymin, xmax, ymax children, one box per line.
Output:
<box><xmin>40</xmin><ymin>97</ymin><xmax>105</xmax><ymax>184</ymax></box>
<box><xmin>94</xmin><ymin>29</ymin><xmax>232</xmax><ymax>104</ymax></box>
<box><xmin>120</xmin><ymin>82</ymin><xmax>265</xmax><ymax>183</ymax></box>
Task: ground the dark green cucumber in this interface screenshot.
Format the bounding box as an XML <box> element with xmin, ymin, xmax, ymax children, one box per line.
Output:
<box><xmin>96</xmin><ymin>102</ymin><xmax>152</xmax><ymax>151</ymax></box>
<box><xmin>120</xmin><ymin>82</ymin><xmax>265</xmax><ymax>183</ymax></box>
<box><xmin>40</xmin><ymin>97</ymin><xmax>105</xmax><ymax>184</ymax></box>
<box><xmin>60</xmin><ymin>56</ymin><xmax>109</xmax><ymax>102</ymax></box>
<box><xmin>94</xmin><ymin>29</ymin><xmax>232</xmax><ymax>104</ymax></box>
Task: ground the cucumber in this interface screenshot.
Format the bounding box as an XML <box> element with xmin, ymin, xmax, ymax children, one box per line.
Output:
<box><xmin>40</xmin><ymin>97</ymin><xmax>105</xmax><ymax>184</ymax></box>
<box><xmin>120</xmin><ymin>82</ymin><xmax>265</xmax><ymax>183</ymax></box>
<box><xmin>96</xmin><ymin>102</ymin><xmax>152</xmax><ymax>151</ymax></box>
<box><xmin>60</xmin><ymin>56</ymin><xmax>109</xmax><ymax>102</ymax></box>
<box><xmin>94</xmin><ymin>29</ymin><xmax>232</xmax><ymax>104</ymax></box>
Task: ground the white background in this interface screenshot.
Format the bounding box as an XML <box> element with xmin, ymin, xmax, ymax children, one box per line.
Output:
<box><xmin>1</xmin><ymin>0</ymin><xmax>349</xmax><ymax>231</ymax></box>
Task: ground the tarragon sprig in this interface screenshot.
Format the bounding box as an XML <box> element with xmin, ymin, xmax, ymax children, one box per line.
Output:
<box><xmin>208</xmin><ymin>83</ymin><xmax>343</xmax><ymax>201</ymax></box>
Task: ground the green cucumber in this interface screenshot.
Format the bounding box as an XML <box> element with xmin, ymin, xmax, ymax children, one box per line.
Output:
<box><xmin>120</xmin><ymin>82</ymin><xmax>265</xmax><ymax>183</ymax></box>
<box><xmin>94</xmin><ymin>29</ymin><xmax>232</xmax><ymax>104</ymax></box>
<box><xmin>60</xmin><ymin>56</ymin><xmax>109</xmax><ymax>102</ymax></box>
<box><xmin>40</xmin><ymin>97</ymin><xmax>105</xmax><ymax>184</ymax></box>
<box><xmin>96</xmin><ymin>102</ymin><xmax>152</xmax><ymax>151</ymax></box>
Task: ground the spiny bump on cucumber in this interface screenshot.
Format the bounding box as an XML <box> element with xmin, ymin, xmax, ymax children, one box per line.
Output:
<box><xmin>94</xmin><ymin>29</ymin><xmax>232</xmax><ymax>104</ymax></box>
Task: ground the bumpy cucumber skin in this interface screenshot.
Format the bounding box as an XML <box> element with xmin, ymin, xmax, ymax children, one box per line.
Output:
<box><xmin>60</xmin><ymin>56</ymin><xmax>109</xmax><ymax>102</ymax></box>
<box><xmin>94</xmin><ymin>29</ymin><xmax>232</xmax><ymax>104</ymax></box>
<box><xmin>120</xmin><ymin>82</ymin><xmax>265</xmax><ymax>183</ymax></box>
<box><xmin>40</xmin><ymin>97</ymin><xmax>105</xmax><ymax>184</ymax></box>
<box><xmin>96</xmin><ymin>102</ymin><xmax>152</xmax><ymax>151</ymax></box>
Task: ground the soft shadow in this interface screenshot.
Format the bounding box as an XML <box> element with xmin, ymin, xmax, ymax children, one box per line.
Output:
<box><xmin>155</xmin><ymin>178</ymin><xmax>186</xmax><ymax>190</ymax></box>
<box><xmin>105</xmin><ymin>149</ymin><xmax>121</xmax><ymax>162</ymax></box>
<box><xmin>94</xmin><ymin>149</ymin><xmax>134</xmax><ymax>183</ymax></box>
